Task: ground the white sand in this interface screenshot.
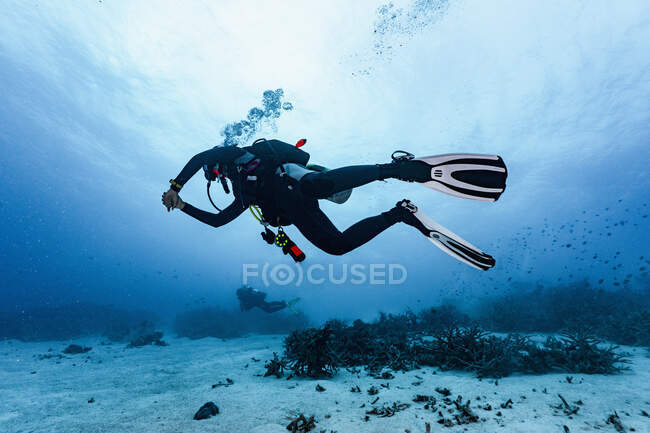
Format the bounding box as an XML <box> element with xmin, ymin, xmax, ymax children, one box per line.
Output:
<box><xmin>1</xmin><ymin>334</ymin><xmax>649</xmax><ymax>433</ymax></box>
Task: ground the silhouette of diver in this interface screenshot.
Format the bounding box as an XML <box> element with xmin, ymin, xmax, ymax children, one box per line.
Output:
<box><xmin>236</xmin><ymin>286</ymin><xmax>300</xmax><ymax>314</ymax></box>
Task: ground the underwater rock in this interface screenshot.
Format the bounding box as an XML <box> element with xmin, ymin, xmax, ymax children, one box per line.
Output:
<box><xmin>126</xmin><ymin>331</ymin><xmax>167</xmax><ymax>348</ymax></box>
<box><xmin>315</xmin><ymin>384</ymin><xmax>326</xmax><ymax>392</ymax></box>
<box><xmin>63</xmin><ymin>344</ymin><xmax>91</xmax><ymax>354</ymax></box>
<box><xmin>211</xmin><ymin>378</ymin><xmax>234</xmax><ymax>388</ymax></box>
<box><xmin>193</xmin><ymin>402</ymin><xmax>219</xmax><ymax>420</ymax></box>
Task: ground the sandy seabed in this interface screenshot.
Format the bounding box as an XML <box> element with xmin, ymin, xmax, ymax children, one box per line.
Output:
<box><xmin>1</xmin><ymin>334</ymin><xmax>649</xmax><ymax>433</ymax></box>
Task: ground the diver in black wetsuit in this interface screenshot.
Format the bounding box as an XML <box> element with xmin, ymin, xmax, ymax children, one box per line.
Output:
<box><xmin>236</xmin><ymin>286</ymin><xmax>298</xmax><ymax>314</ymax></box>
<box><xmin>162</xmin><ymin>138</ymin><xmax>430</xmax><ymax>256</ymax></box>
<box><xmin>162</xmin><ymin>138</ymin><xmax>507</xmax><ymax>269</ymax></box>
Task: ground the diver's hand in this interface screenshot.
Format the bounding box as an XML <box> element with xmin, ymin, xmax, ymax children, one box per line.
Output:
<box><xmin>162</xmin><ymin>188</ymin><xmax>185</xmax><ymax>211</ymax></box>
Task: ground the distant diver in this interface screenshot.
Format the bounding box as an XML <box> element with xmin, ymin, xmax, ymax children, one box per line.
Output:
<box><xmin>236</xmin><ymin>286</ymin><xmax>300</xmax><ymax>314</ymax></box>
<box><xmin>162</xmin><ymin>138</ymin><xmax>507</xmax><ymax>270</ymax></box>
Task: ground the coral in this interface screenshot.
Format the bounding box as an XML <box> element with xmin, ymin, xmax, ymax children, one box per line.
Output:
<box><xmin>284</xmin><ymin>326</ymin><xmax>338</xmax><ymax>378</ymax></box>
<box><xmin>605</xmin><ymin>411</ymin><xmax>626</xmax><ymax>432</ymax></box>
<box><xmin>264</xmin><ymin>352</ymin><xmax>287</xmax><ymax>378</ymax></box>
<box><xmin>286</xmin><ymin>414</ymin><xmax>316</xmax><ymax>433</ymax></box>
<box><xmin>127</xmin><ymin>331</ymin><xmax>167</xmax><ymax>348</ymax></box>
<box><xmin>365</xmin><ymin>402</ymin><xmax>410</xmax><ymax>417</ymax></box>
<box><xmin>278</xmin><ymin>314</ymin><xmax>628</xmax><ymax>379</ymax></box>
<box><xmin>416</xmin><ymin>327</ymin><xmax>529</xmax><ymax>378</ymax></box>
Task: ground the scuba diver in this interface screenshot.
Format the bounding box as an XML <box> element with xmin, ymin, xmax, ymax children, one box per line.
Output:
<box><xmin>236</xmin><ymin>285</ymin><xmax>300</xmax><ymax>314</ymax></box>
<box><xmin>162</xmin><ymin>138</ymin><xmax>507</xmax><ymax>270</ymax></box>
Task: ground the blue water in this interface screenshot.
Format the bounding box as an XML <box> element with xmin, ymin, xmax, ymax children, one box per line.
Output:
<box><xmin>1</xmin><ymin>0</ymin><xmax>649</xmax><ymax>323</ymax></box>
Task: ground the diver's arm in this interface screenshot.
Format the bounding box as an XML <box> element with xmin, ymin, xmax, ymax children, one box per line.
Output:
<box><xmin>180</xmin><ymin>199</ymin><xmax>246</xmax><ymax>228</ymax></box>
<box><xmin>171</xmin><ymin>146</ymin><xmax>246</xmax><ymax>189</ymax></box>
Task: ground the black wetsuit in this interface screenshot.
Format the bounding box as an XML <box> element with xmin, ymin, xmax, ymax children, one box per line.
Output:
<box><xmin>237</xmin><ymin>288</ymin><xmax>286</xmax><ymax>314</ymax></box>
<box><xmin>173</xmin><ymin>139</ymin><xmax>404</xmax><ymax>255</ymax></box>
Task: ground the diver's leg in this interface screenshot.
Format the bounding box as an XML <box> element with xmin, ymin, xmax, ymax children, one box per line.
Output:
<box><xmin>300</xmin><ymin>161</ymin><xmax>432</xmax><ymax>199</ymax></box>
<box><xmin>258</xmin><ymin>301</ymin><xmax>287</xmax><ymax>313</ymax></box>
<box><xmin>300</xmin><ymin>165</ymin><xmax>381</xmax><ymax>199</ymax></box>
<box><xmin>290</xmin><ymin>200</ymin><xmax>403</xmax><ymax>255</ymax></box>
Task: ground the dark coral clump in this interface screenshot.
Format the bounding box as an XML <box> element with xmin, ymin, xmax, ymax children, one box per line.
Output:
<box><xmin>276</xmin><ymin>308</ymin><xmax>629</xmax><ymax>379</ymax></box>
<box><xmin>416</xmin><ymin>326</ymin><xmax>531</xmax><ymax>378</ymax></box>
<box><xmin>127</xmin><ymin>331</ymin><xmax>168</xmax><ymax>348</ymax></box>
<box><xmin>416</xmin><ymin>327</ymin><xmax>629</xmax><ymax>378</ymax></box>
<box><xmin>286</xmin><ymin>414</ymin><xmax>316</xmax><ymax>433</ymax></box>
<box><xmin>63</xmin><ymin>344</ymin><xmax>92</xmax><ymax>354</ymax></box>
<box><xmin>284</xmin><ymin>325</ymin><xmax>338</xmax><ymax>378</ymax></box>
<box><xmin>263</xmin><ymin>352</ymin><xmax>287</xmax><ymax>378</ymax></box>
<box><xmin>522</xmin><ymin>331</ymin><xmax>629</xmax><ymax>375</ymax></box>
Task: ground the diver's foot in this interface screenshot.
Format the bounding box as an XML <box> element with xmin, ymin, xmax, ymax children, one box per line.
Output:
<box><xmin>392</xmin><ymin>199</ymin><xmax>431</xmax><ymax>236</ymax></box>
<box><xmin>377</xmin><ymin>151</ymin><xmax>432</xmax><ymax>183</ymax></box>
<box><xmin>392</xmin><ymin>199</ymin><xmax>496</xmax><ymax>270</ymax></box>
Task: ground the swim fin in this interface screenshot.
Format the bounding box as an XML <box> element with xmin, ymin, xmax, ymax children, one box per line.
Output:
<box><xmin>416</xmin><ymin>153</ymin><xmax>507</xmax><ymax>201</ymax></box>
<box><xmin>286</xmin><ymin>297</ymin><xmax>301</xmax><ymax>314</ymax></box>
<box><xmin>390</xmin><ymin>151</ymin><xmax>507</xmax><ymax>201</ymax></box>
<box><xmin>396</xmin><ymin>199</ymin><xmax>495</xmax><ymax>270</ymax></box>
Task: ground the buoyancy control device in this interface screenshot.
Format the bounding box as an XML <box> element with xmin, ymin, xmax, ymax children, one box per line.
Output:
<box><xmin>203</xmin><ymin>138</ymin><xmax>310</xmax><ymax>262</ymax></box>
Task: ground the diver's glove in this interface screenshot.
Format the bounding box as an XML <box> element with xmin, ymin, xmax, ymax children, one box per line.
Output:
<box><xmin>162</xmin><ymin>188</ymin><xmax>185</xmax><ymax>211</ymax></box>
